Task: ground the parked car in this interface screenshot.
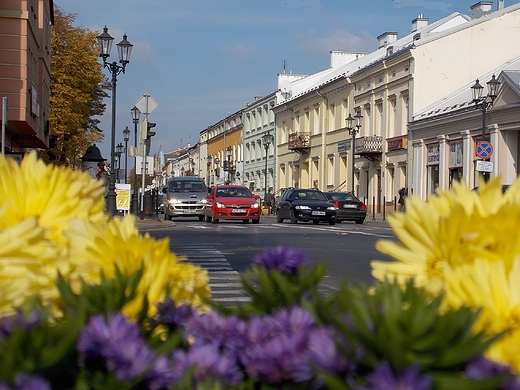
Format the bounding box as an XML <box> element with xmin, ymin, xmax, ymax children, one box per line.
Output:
<box><xmin>276</xmin><ymin>188</ymin><xmax>336</xmax><ymax>225</ymax></box>
<box><xmin>323</xmin><ymin>191</ymin><xmax>366</xmax><ymax>224</ymax></box>
<box><xmin>162</xmin><ymin>177</ymin><xmax>208</xmax><ymax>221</ymax></box>
<box><xmin>205</xmin><ymin>185</ymin><xmax>261</xmax><ymax>224</ymax></box>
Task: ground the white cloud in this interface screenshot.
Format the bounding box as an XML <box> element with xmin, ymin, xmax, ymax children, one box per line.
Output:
<box><xmin>300</xmin><ymin>29</ymin><xmax>375</xmax><ymax>54</ymax></box>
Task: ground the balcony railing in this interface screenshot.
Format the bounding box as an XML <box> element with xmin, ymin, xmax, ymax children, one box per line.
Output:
<box><xmin>355</xmin><ymin>136</ymin><xmax>383</xmax><ymax>161</ymax></box>
<box><xmin>288</xmin><ymin>132</ymin><xmax>311</xmax><ymax>154</ymax></box>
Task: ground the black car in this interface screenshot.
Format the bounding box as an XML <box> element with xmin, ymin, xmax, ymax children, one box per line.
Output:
<box><xmin>323</xmin><ymin>192</ymin><xmax>367</xmax><ymax>224</ymax></box>
<box><xmin>276</xmin><ymin>188</ymin><xmax>336</xmax><ymax>225</ymax></box>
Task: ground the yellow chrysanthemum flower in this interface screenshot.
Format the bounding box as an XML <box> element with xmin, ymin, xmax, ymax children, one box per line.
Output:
<box><xmin>444</xmin><ymin>259</ymin><xmax>520</xmax><ymax>372</ymax></box>
<box><xmin>372</xmin><ymin>176</ymin><xmax>520</xmax><ymax>295</ymax></box>
<box><xmin>0</xmin><ymin>152</ymin><xmax>210</xmax><ymax>318</ymax></box>
<box><xmin>66</xmin><ymin>216</ymin><xmax>211</xmax><ymax>319</ymax></box>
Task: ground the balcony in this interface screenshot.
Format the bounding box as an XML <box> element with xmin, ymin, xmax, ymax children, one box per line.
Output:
<box><xmin>288</xmin><ymin>132</ymin><xmax>311</xmax><ymax>154</ymax></box>
<box><xmin>355</xmin><ymin>136</ymin><xmax>383</xmax><ymax>161</ymax></box>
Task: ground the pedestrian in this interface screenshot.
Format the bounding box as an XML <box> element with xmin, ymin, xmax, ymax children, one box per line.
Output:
<box><xmin>96</xmin><ymin>161</ymin><xmax>110</xmax><ymax>197</ymax></box>
<box><xmin>265</xmin><ymin>189</ymin><xmax>274</xmax><ymax>214</ymax></box>
<box><xmin>398</xmin><ymin>187</ymin><xmax>407</xmax><ymax>212</ymax></box>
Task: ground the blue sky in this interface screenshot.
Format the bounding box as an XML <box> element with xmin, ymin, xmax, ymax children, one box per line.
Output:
<box><xmin>56</xmin><ymin>0</ymin><xmax>508</xmax><ymax>159</ymax></box>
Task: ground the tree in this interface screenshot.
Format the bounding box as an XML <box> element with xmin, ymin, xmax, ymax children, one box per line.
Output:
<box><xmin>41</xmin><ymin>7</ymin><xmax>109</xmax><ymax>166</ymax></box>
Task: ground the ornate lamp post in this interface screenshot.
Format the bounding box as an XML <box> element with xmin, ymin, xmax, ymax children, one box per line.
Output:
<box><xmin>123</xmin><ymin>126</ymin><xmax>130</xmax><ymax>184</ymax></box>
<box><xmin>346</xmin><ymin>111</ymin><xmax>363</xmax><ymax>196</ymax></box>
<box><xmin>130</xmin><ymin>106</ymin><xmax>141</xmax><ymax>213</ymax></box>
<box><xmin>96</xmin><ymin>26</ymin><xmax>133</xmax><ymax>215</ymax></box>
<box><xmin>115</xmin><ymin>143</ymin><xmax>124</xmax><ymax>182</ymax></box>
<box><xmin>471</xmin><ymin>74</ymin><xmax>500</xmax><ymax>182</ymax></box>
<box><xmin>261</xmin><ymin>131</ymin><xmax>274</xmax><ymax>205</ymax></box>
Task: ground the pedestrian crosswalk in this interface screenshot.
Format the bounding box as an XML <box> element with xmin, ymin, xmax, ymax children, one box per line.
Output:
<box><xmin>170</xmin><ymin>244</ymin><xmax>251</xmax><ymax>304</ymax></box>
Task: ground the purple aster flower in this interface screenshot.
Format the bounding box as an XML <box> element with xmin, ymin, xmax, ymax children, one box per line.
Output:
<box><xmin>77</xmin><ymin>312</ymin><xmax>159</xmax><ymax>382</ymax></box>
<box><xmin>144</xmin><ymin>355</ymin><xmax>176</xmax><ymax>390</ymax></box>
<box><xmin>172</xmin><ymin>344</ymin><xmax>243</xmax><ymax>386</ymax></box>
<box><xmin>0</xmin><ymin>373</ymin><xmax>51</xmax><ymax>390</ymax></box>
<box><xmin>271</xmin><ymin>306</ymin><xmax>316</xmax><ymax>335</ymax></box>
<box><xmin>366</xmin><ymin>363</ymin><xmax>432</xmax><ymax>390</ymax></box>
<box><xmin>149</xmin><ymin>299</ymin><xmax>194</xmax><ymax>330</ymax></box>
<box><xmin>244</xmin><ymin>331</ymin><xmax>313</xmax><ymax>383</ymax></box>
<box><xmin>465</xmin><ymin>357</ymin><xmax>520</xmax><ymax>390</ymax></box>
<box><xmin>0</xmin><ymin>310</ymin><xmax>41</xmax><ymax>339</ymax></box>
<box><xmin>184</xmin><ymin>310</ymin><xmax>247</xmax><ymax>356</ymax></box>
<box><xmin>253</xmin><ymin>246</ymin><xmax>311</xmax><ymax>274</ymax></box>
<box><xmin>308</xmin><ymin>327</ymin><xmax>354</xmax><ymax>375</ymax></box>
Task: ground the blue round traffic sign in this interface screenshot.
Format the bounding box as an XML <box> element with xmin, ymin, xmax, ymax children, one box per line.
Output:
<box><xmin>475</xmin><ymin>141</ymin><xmax>493</xmax><ymax>159</ymax></box>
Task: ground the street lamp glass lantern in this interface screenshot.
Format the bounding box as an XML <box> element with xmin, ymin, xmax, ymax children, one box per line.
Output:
<box><xmin>487</xmin><ymin>74</ymin><xmax>500</xmax><ymax>100</ymax></box>
<box><xmin>354</xmin><ymin>111</ymin><xmax>363</xmax><ymax>128</ymax></box>
<box><xmin>262</xmin><ymin>131</ymin><xmax>274</xmax><ymax>150</ymax></box>
<box><xmin>123</xmin><ymin>126</ymin><xmax>131</xmax><ymax>141</ymax></box>
<box><xmin>96</xmin><ymin>26</ymin><xmax>114</xmax><ymax>60</ymax></box>
<box><xmin>345</xmin><ymin>114</ymin><xmax>354</xmax><ymax>130</ymax></box>
<box><xmin>116</xmin><ymin>143</ymin><xmax>124</xmax><ymax>155</ymax></box>
<box><xmin>131</xmin><ymin>106</ymin><xmax>140</xmax><ymax>122</ymax></box>
<box><xmin>471</xmin><ymin>79</ymin><xmax>484</xmax><ymax>102</ymax></box>
<box><xmin>116</xmin><ymin>33</ymin><xmax>133</xmax><ymax>65</ymax></box>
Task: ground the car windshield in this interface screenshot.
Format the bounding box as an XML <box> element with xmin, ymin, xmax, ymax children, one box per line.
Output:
<box><xmin>169</xmin><ymin>181</ymin><xmax>206</xmax><ymax>193</ymax></box>
<box><xmin>327</xmin><ymin>193</ymin><xmax>356</xmax><ymax>202</ymax></box>
<box><xmin>216</xmin><ymin>188</ymin><xmax>251</xmax><ymax>198</ymax></box>
<box><xmin>292</xmin><ymin>191</ymin><xmax>328</xmax><ymax>201</ymax></box>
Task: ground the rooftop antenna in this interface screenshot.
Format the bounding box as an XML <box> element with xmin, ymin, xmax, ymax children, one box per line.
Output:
<box><xmin>283</xmin><ymin>60</ymin><xmax>287</xmax><ymax>74</ymax></box>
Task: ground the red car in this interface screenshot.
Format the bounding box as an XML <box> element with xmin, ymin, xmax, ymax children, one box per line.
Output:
<box><xmin>205</xmin><ymin>185</ymin><xmax>261</xmax><ymax>224</ymax></box>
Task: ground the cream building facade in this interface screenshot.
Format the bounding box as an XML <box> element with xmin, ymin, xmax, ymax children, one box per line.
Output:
<box><xmin>273</xmin><ymin>1</ymin><xmax>520</xmax><ymax>213</ymax></box>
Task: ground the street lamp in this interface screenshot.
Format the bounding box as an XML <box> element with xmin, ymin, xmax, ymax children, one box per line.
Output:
<box><xmin>115</xmin><ymin>143</ymin><xmax>124</xmax><ymax>183</ymax></box>
<box><xmin>96</xmin><ymin>26</ymin><xmax>133</xmax><ymax>215</ymax></box>
<box><xmin>261</xmin><ymin>131</ymin><xmax>274</xmax><ymax>206</ymax></box>
<box><xmin>130</xmin><ymin>106</ymin><xmax>141</xmax><ymax>213</ymax></box>
<box><xmin>471</xmin><ymin>74</ymin><xmax>500</xmax><ymax>182</ymax></box>
<box><xmin>346</xmin><ymin>111</ymin><xmax>363</xmax><ymax>196</ymax></box>
<box><xmin>225</xmin><ymin>146</ymin><xmax>233</xmax><ymax>184</ymax></box>
<box><xmin>123</xmin><ymin>126</ymin><xmax>131</xmax><ymax>184</ymax></box>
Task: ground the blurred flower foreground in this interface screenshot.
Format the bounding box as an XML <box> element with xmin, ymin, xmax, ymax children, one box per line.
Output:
<box><xmin>0</xmin><ymin>152</ymin><xmax>520</xmax><ymax>390</ymax></box>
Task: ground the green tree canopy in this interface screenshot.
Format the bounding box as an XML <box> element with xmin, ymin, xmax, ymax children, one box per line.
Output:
<box><xmin>42</xmin><ymin>7</ymin><xmax>109</xmax><ymax>166</ymax></box>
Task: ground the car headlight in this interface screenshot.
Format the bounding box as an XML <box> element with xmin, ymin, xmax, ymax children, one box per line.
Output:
<box><xmin>201</xmin><ymin>198</ymin><xmax>208</xmax><ymax>204</ymax></box>
<box><xmin>251</xmin><ymin>202</ymin><xmax>259</xmax><ymax>208</ymax></box>
<box><xmin>327</xmin><ymin>206</ymin><xmax>336</xmax><ymax>211</ymax></box>
<box><xmin>216</xmin><ymin>202</ymin><xmax>226</xmax><ymax>208</ymax></box>
<box><xmin>295</xmin><ymin>205</ymin><xmax>311</xmax><ymax>210</ymax></box>
<box><xmin>168</xmin><ymin>198</ymin><xmax>181</xmax><ymax>204</ymax></box>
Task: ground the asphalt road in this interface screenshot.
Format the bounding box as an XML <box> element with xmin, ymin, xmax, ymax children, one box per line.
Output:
<box><xmin>138</xmin><ymin>214</ymin><xmax>397</xmax><ymax>304</ymax></box>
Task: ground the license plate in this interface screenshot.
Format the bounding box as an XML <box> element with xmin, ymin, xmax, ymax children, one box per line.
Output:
<box><xmin>183</xmin><ymin>209</ymin><xmax>196</xmax><ymax>213</ymax></box>
<box><xmin>343</xmin><ymin>204</ymin><xmax>357</xmax><ymax>209</ymax></box>
<box><xmin>231</xmin><ymin>209</ymin><xmax>246</xmax><ymax>213</ymax></box>
<box><xmin>312</xmin><ymin>211</ymin><xmax>326</xmax><ymax>216</ymax></box>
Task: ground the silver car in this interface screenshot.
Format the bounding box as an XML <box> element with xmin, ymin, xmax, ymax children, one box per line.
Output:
<box><xmin>163</xmin><ymin>177</ymin><xmax>208</xmax><ymax>221</ymax></box>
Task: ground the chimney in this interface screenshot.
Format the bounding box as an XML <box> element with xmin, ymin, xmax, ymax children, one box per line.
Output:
<box><xmin>412</xmin><ymin>14</ymin><xmax>429</xmax><ymax>32</ymax></box>
<box><xmin>471</xmin><ymin>2</ymin><xmax>493</xmax><ymax>18</ymax></box>
<box><xmin>377</xmin><ymin>32</ymin><xmax>398</xmax><ymax>49</ymax></box>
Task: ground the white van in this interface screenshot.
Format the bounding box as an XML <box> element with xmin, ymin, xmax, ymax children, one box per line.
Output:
<box><xmin>162</xmin><ymin>177</ymin><xmax>208</xmax><ymax>220</ymax></box>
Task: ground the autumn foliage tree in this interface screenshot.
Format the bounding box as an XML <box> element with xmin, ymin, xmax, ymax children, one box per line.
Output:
<box><xmin>42</xmin><ymin>7</ymin><xmax>109</xmax><ymax>166</ymax></box>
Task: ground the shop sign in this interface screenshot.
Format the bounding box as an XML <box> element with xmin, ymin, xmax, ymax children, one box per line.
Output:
<box><xmin>338</xmin><ymin>140</ymin><xmax>351</xmax><ymax>153</ymax></box>
<box><xmin>387</xmin><ymin>137</ymin><xmax>406</xmax><ymax>151</ymax></box>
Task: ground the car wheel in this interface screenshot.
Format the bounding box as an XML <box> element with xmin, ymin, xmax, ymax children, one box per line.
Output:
<box><xmin>276</xmin><ymin>214</ymin><xmax>284</xmax><ymax>223</ymax></box>
<box><xmin>290</xmin><ymin>210</ymin><xmax>298</xmax><ymax>224</ymax></box>
<box><xmin>242</xmin><ymin>219</ymin><xmax>249</xmax><ymax>224</ymax></box>
<box><xmin>211</xmin><ymin>216</ymin><xmax>219</xmax><ymax>224</ymax></box>
<box><xmin>355</xmin><ymin>219</ymin><xmax>364</xmax><ymax>225</ymax></box>
<box><xmin>328</xmin><ymin>220</ymin><xmax>336</xmax><ymax>225</ymax></box>
<box><xmin>198</xmin><ymin>216</ymin><xmax>204</xmax><ymax>221</ymax></box>
<box><xmin>252</xmin><ymin>218</ymin><xmax>260</xmax><ymax>224</ymax></box>
<box><xmin>312</xmin><ymin>220</ymin><xmax>319</xmax><ymax>225</ymax></box>
<box><xmin>336</xmin><ymin>220</ymin><xmax>342</xmax><ymax>224</ymax></box>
